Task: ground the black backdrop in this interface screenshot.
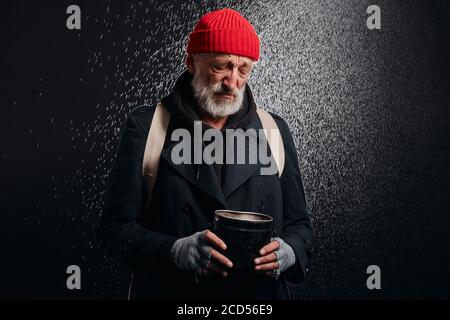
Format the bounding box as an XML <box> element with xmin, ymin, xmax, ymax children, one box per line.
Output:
<box><xmin>1</xmin><ymin>0</ymin><xmax>449</xmax><ymax>299</ymax></box>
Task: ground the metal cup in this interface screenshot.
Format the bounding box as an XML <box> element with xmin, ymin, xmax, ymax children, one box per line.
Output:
<box><xmin>212</xmin><ymin>209</ymin><xmax>274</xmax><ymax>271</ymax></box>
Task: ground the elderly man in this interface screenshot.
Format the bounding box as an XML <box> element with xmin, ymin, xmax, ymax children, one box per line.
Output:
<box><xmin>97</xmin><ymin>8</ymin><xmax>313</xmax><ymax>300</ymax></box>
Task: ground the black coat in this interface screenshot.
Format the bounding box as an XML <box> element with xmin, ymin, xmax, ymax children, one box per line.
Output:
<box><xmin>97</xmin><ymin>71</ymin><xmax>313</xmax><ymax>300</ymax></box>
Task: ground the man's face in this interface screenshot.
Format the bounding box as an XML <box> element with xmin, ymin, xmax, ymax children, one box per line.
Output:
<box><xmin>187</xmin><ymin>53</ymin><xmax>254</xmax><ymax>118</ymax></box>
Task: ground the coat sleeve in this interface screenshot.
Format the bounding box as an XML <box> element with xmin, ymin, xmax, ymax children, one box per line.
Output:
<box><xmin>273</xmin><ymin>114</ymin><xmax>314</xmax><ymax>285</ymax></box>
<box><xmin>96</xmin><ymin>108</ymin><xmax>178</xmax><ymax>274</ymax></box>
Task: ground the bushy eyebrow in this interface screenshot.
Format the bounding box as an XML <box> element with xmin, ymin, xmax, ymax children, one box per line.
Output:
<box><xmin>211</xmin><ymin>58</ymin><xmax>252</xmax><ymax>68</ymax></box>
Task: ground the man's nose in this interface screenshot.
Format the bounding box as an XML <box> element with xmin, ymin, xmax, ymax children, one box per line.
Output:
<box><xmin>222</xmin><ymin>67</ymin><xmax>239</xmax><ymax>91</ymax></box>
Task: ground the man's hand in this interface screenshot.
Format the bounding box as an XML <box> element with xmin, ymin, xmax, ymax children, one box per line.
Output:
<box><xmin>170</xmin><ymin>229</ymin><xmax>233</xmax><ymax>277</ymax></box>
<box><xmin>254</xmin><ymin>237</ymin><xmax>296</xmax><ymax>278</ymax></box>
<box><xmin>254</xmin><ymin>240</ymin><xmax>280</xmax><ymax>276</ymax></box>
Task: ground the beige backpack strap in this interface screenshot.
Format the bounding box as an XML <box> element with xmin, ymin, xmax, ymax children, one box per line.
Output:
<box><xmin>142</xmin><ymin>103</ymin><xmax>171</xmax><ymax>195</ymax></box>
<box><xmin>256</xmin><ymin>108</ymin><xmax>285</xmax><ymax>177</ymax></box>
<box><xmin>129</xmin><ymin>103</ymin><xmax>170</xmax><ymax>300</ymax></box>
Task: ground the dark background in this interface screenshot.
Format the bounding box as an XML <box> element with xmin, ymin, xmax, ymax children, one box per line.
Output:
<box><xmin>0</xmin><ymin>0</ymin><xmax>449</xmax><ymax>299</ymax></box>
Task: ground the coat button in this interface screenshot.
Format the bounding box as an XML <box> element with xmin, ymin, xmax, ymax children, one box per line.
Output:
<box><xmin>183</xmin><ymin>203</ymin><xmax>193</xmax><ymax>214</ymax></box>
<box><xmin>257</xmin><ymin>201</ymin><xmax>265</xmax><ymax>211</ymax></box>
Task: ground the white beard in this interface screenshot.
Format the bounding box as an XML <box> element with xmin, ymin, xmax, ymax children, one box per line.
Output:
<box><xmin>191</xmin><ymin>69</ymin><xmax>245</xmax><ymax>118</ymax></box>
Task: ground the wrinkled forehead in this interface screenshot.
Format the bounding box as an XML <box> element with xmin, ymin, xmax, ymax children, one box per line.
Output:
<box><xmin>193</xmin><ymin>52</ymin><xmax>254</xmax><ymax>67</ymax></box>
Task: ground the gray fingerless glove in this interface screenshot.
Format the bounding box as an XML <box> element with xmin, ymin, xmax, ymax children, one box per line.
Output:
<box><xmin>170</xmin><ymin>230</ymin><xmax>211</xmax><ymax>272</ymax></box>
<box><xmin>273</xmin><ymin>237</ymin><xmax>296</xmax><ymax>278</ymax></box>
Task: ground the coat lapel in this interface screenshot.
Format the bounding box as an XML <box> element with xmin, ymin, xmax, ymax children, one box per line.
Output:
<box><xmin>159</xmin><ymin>113</ymin><xmax>265</xmax><ymax>205</ymax></box>
<box><xmin>221</xmin><ymin>115</ymin><xmax>264</xmax><ymax>198</ymax></box>
<box><xmin>160</xmin><ymin>138</ymin><xmax>228</xmax><ymax>208</ymax></box>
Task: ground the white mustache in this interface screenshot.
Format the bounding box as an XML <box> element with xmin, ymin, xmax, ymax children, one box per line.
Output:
<box><xmin>211</xmin><ymin>83</ymin><xmax>238</xmax><ymax>96</ymax></box>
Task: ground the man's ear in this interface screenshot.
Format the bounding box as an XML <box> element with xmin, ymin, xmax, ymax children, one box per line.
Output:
<box><xmin>185</xmin><ymin>54</ymin><xmax>195</xmax><ymax>74</ymax></box>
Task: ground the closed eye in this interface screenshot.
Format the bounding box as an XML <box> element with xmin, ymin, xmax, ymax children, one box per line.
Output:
<box><xmin>212</xmin><ymin>63</ymin><xmax>228</xmax><ymax>72</ymax></box>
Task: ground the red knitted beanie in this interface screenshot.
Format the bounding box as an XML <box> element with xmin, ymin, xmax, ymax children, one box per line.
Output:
<box><xmin>186</xmin><ymin>8</ymin><xmax>260</xmax><ymax>61</ymax></box>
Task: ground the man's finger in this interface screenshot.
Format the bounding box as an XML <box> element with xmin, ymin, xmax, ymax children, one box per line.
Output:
<box><xmin>199</xmin><ymin>267</ymin><xmax>214</xmax><ymax>277</ymax></box>
<box><xmin>207</xmin><ymin>262</ymin><xmax>228</xmax><ymax>277</ymax></box>
<box><xmin>198</xmin><ymin>254</ymin><xmax>210</xmax><ymax>268</ymax></box>
<box><xmin>259</xmin><ymin>240</ymin><xmax>280</xmax><ymax>256</ymax></box>
<box><xmin>255</xmin><ymin>261</ymin><xmax>279</xmax><ymax>271</ymax></box>
<box><xmin>210</xmin><ymin>248</ymin><xmax>233</xmax><ymax>268</ymax></box>
<box><xmin>256</xmin><ymin>270</ymin><xmax>275</xmax><ymax>277</ymax></box>
<box><xmin>254</xmin><ymin>253</ymin><xmax>277</xmax><ymax>265</ymax></box>
<box><xmin>204</xmin><ymin>230</ymin><xmax>227</xmax><ymax>250</ymax></box>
